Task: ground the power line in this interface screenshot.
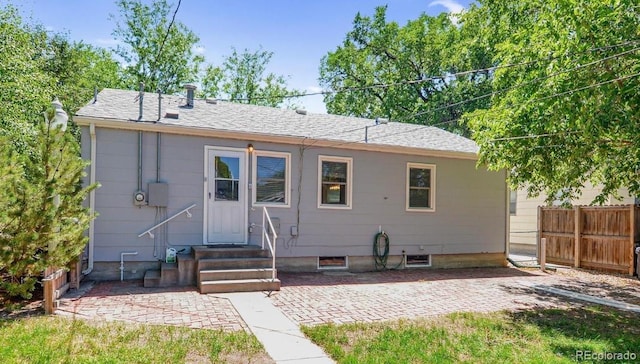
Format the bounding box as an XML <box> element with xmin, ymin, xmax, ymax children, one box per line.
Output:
<box><xmin>212</xmin><ymin>39</ymin><xmax>640</xmax><ymax>103</ymax></box>
<box><xmin>306</xmin><ymin>46</ymin><xmax>640</xmax><ymax>148</ymax></box>
<box><xmin>150</xmin><ymin>0</ymin><xmax>182</xmax><ymax>88</ymax></box>
<box><xmin>402</xmin><ymin>45</ymin><xmax>640</xmax><ymax>121</ymax></box>
<box><xmin>311</xmin><ymin>70</ymin><xmax>640</xmax><ymax>150</ymax></box>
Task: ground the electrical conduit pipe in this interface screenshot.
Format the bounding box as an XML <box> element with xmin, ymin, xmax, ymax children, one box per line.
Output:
<box><xmin>120</xmin><ymin>251</ymin><xmax>138</xmax><ymax>281</ymax></box>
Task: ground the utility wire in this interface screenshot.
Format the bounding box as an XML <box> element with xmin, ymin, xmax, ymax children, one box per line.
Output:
<box><xmin>149</xmin><ymin>0</ymin><xmax>182</xmax><ymax>89</ymax></box>
<box><xmin>311</xmin><ymin>70</ymin><xmax>640</xmax><ymax>151</ymax></box>
<box><xmin>305</xmin><ymin>46</ymin><xmax>640</xmax><ymax>148</ymax></box>
<box><xmin>308</xmin><ymin>44</ymin><xmax>640</xmax><ymax>145</ymax></box>
<box><xmin>403</xmin><ymin>45</ymin><xmax>640</xmax><ymax>121</ymax></box>
<box><xmin>223</xmin><ymin>42</ymin><xmax>639</xmax><ymax>145</ymax></box>
<box><xmin>213</xmin><ymin>39</ymin><xmax>640</xmax><ymax>103</ymax></box>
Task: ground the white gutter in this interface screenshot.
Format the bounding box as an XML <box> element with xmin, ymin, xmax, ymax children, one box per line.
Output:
<box><xmin>82</xmin><ymin>123</ymin><xmax>96</xmax><ymax>275</ymax></box>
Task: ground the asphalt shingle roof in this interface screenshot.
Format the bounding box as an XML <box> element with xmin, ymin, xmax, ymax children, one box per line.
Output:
<box><xmin>76</xmin><ymin>88</ymin><xmax>479</xmax><ymax>155</ymax></box>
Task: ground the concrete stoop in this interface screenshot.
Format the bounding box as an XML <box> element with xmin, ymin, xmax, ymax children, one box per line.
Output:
<box><xmin>143</xmin><ymin>245</ymin><xmax>281</xmax><ymax>293</ymax></box>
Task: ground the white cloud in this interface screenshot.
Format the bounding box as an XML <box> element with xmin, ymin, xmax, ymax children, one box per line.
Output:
<box><xmin>428</xmin><ymin>0</ymin><xmax>465</xmax><ymax>24</ymax></box>
<box><xmin>194</xmin><ymin>46</ymin><xmax>206</xmax><ymax>55</ymax></box>
<box><xmin>428</xmin><ymin>0</ymin><xmax>464</xmax><ymax>14</ymax></box>
<box><xmin>45</xmin><ymin>25</ymin><xmax>55</xmax><ymax>32</ymax></box>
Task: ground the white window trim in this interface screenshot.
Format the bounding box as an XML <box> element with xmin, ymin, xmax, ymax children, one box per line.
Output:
<box><xmin>405</xmin><ymin>254</ymin><xmax>432</xmax><ymax>268</ymax></box>
<box><xmin>317</xmin><ymin>155</ymin><xmax>353</xmax><ymax>210</ymax></box>
<box><xmin>252</xmin><ymin>150</ymin><xmax>291</xmax><ymax>208</ymax></box>
<box><xmin>406</xmin><ymin>162</ymin><xmax>436</xmax><ymax>212</ymax></box>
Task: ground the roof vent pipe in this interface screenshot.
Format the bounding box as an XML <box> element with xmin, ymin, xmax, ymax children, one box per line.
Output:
<box><xmin>185</xmin><ymin>84</ymin><xmax>196</xmax><ymax>107</ymax></box>
<box><xmin>138</xmin><ymin>82</ymin><xmax>145</xmax><ymax>121</ymax></box>
<box><xmin>157</xmin><ymin>89</ymin><xmax>162</xmax><ymax>121</ymax></box>
<box><xmin>93</xmin><ymin>87</ymin><xmax>98</xmax><ymax>104</ymax></box>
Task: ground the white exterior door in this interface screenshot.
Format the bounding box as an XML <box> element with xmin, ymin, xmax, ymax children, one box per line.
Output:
<box><xmin>205</xmin><ymin>148</ymin><xmax>247</xmax><ymax>244</ymax></box>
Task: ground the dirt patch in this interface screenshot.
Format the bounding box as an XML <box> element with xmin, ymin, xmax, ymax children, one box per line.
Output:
<box><xmin>0</xmin><ymin>285</ymin><xmax>44</xmax><ymax>319</ymax></box>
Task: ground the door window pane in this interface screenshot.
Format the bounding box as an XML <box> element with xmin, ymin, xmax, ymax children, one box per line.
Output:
<box><xmin>216</xmin><ymin>157</ymin><xmax>239</xmax><ymax>179</ymax></box>
<box><xmin>214</xmin><ymin>156</ymin><xmax>240</xmax><ymax>201</ymax></box>
<box><xmin>215</xmin><ymin>180</ymin><xmax>239</xmax><ymax>201</ymax></box>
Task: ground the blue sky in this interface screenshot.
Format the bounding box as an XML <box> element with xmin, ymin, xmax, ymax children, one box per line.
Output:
<box><xmin>13</xmin><ymin>0</ymin><xmax>471</xmax><ymax>113</ymax></box>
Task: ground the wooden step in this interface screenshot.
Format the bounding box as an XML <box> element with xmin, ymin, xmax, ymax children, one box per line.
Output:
<box><xmin>143</xmin><ymin>270</ymin><xmax>161</xmax><ymax>288</ymax></box>
<box><xmin>192</xmin><ymin>245</ymin><xmax>269</xmax><ymax>260</ymax></box>
<box><xmin>197</xmin><ymin>257</ymin><xmax>273</xmax><ymax>271</ymax></box>
<box><xmin>199</xmin><ymin>268</ymin><xmax>276</xmax><ymax>281</ymax></box>
<box><xmin>160</xmin><ymin>262</ymin><xmax>178</xmax><ymax>286</ymax></box>
<box><xmin>199</xmin><ymin>278</ymin><xmax>281</xmax><ymax>294</ymax></box>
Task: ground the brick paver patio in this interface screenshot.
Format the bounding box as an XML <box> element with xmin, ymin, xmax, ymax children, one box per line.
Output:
<box><xmin>57</xmin><ymin>280</ymin><xmax>247</xmax><ymax>331</ymax></box>
<box><xmin>270</xmin><ymin>268</ymin><xmax>575</xmax><ymax>326</ymax></box>
<box><xmin>57</xmin><ymin>267</ymin><xmax>640</xmax><ymax>330</ymax></box>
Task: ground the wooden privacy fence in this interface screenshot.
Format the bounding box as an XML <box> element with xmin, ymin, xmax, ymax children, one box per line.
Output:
<box><xmin>538</xmin><ymin>205</ymin><xmax>639</xmax><ymax>275</ymax></box>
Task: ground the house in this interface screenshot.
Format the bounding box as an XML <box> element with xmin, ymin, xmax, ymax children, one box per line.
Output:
<box><xmin>509</xmin><ymin>185</ymin><xmax>635</xmax><ymax>255</ymax></box>
<box><xmin>74</xmin><ymin>87</ymin><xmax>508</xmax><ymax>291</ymax></box>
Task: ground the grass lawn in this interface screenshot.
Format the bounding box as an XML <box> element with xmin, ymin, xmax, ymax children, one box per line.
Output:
<box><xmin>0</xmin><ymin>315</ymin><xmax>272</xmax><ymax>363</ymax></box>
<box><xmin>302</xmin><ymin>306</ymin><xmax>640</xmax><ymax>364</ymax></box>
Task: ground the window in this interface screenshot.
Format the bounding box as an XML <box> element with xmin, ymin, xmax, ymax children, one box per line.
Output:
<box><xmin>405</xmin><ymin>254</ymin><xmax>431</xmax><ymax>267</ymax></box>
<box><xmin>406</xmin><ymin>163</ymin><xmax>435</xmax><ymax>211</ymax></box>
<box><xmin>253</xmin><ymin>151</ymin><xmax>290</xmax><ymax>207</ymax></box>
<box><xmin>318</xmin><ymin>156</ymin><xmax>352</xmax><ymax>209</ymax></box>
<box><xmin>509</xmin><ymin>190</ymin><xmax>517</xmax><ymax>215</ymax></box>
<box><xmin>318</xmin><ymin>256</ymin><xmax>348</xmax><ymax>269</ymax></box>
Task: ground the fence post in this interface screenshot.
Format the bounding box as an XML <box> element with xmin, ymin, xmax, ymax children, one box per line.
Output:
<box><xmin>537</xmin><ymin>206</ymin><xmax>543</xmax><ymax>261</ymax></box>
<box><xmin>630</xmin><ymin>204</ymin><xmax>636</xmax><ymax>276</ymax></box>
<box><xmin>574</xmin><ymin>205</ymin><xmax>581</xmax><ymax>268</ymax></box>
<box><xmin>43</xmin><ymin>276</ymin><xmax>54</xmax><ymax>314</ymax></box>
<box><xmin>540</xmin><ymin>237</ymin><xmax>546</xmax><ymax>272</ymax></box>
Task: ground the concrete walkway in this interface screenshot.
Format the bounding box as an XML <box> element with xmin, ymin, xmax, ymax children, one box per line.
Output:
<box><xmin>219</xmin><ymin>292</ymin><xmax>335</xmax><ymax>364</ymax></box>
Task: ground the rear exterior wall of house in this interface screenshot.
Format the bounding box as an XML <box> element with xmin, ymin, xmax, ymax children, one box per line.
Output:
<box><xmin>81</xmin><ymin>126</ymin><xmax>507</xmax><ymax>279</ymax></box>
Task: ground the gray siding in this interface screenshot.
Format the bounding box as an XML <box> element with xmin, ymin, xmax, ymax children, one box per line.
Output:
<box><xmin>82</xmin><ymin>127</ymin><xmax>506</xmax><ymax>263</ymax></box>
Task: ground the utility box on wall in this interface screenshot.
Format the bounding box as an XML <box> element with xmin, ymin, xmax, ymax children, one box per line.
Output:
<box><xmin>147</xmin><ymin>183</ymin><xmax>169</xmax><ymax>207</ymax></box>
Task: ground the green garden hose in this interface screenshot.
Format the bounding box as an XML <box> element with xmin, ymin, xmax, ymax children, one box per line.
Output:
<box><xmin>373</xmin><ymin>231</ymin><xmax>390</xmax><ymax>270</ymax></box>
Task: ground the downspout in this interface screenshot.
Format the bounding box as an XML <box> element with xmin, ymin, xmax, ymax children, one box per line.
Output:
<box><xmin>82</xmin><ymin>123</ymin><xmax>97</xmax><ymax>275</ymax></box>
<box><xmin>505</xmin><ymin>169</ymin><xmax>510</xmax><ymax>259</ymax></box>
<box><xmin>138</xmin><ymin>131</ymin><xmax>143</xmax><ymax>192</ymax></box>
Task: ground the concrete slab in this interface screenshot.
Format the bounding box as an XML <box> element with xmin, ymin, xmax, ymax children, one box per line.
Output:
<box><xmin>532</xmin><ymin>284</ymin><xmax>640</xmax><ymax>313</ymax></box>
<box><xmin>219</xmin><ymin>292</ymin><xmax>335</xmax><ymax>364</ymax></box>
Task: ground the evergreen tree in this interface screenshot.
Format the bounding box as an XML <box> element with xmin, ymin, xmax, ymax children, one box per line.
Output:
<box><xmin>0</xmin><ymin>104</ymin><xmax>97</xmax><ymax>299</ymax></box>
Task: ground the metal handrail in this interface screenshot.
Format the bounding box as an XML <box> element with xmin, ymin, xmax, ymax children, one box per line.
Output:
<box><xmin>138</xmin><ymin>203</ymin><xmax>196</xmax><ymax>238</ymax></box>
<box><xmin>261</xmin><ymin>206</ymin><xmax>277</xmax><ymax>281</ymax></box>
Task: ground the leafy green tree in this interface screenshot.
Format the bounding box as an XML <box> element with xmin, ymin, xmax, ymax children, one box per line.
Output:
<box><xmin>0</xmin><ymin>5</ymin><xmax>107</xmax><ymax>299</ymax></box>
<box><xmin>43</xmin><ymin>34</ymin><xmax>126</xmax><ymax>112</ymax></box>
<box><xmin>0</xmin><ymin>105</ymin><xmax>96</xmax><ymax>299</ymax></box>
<box><xmin>111</xmin><ymin>0</ymin><xmax>204</xmax><ymax>93</ymax></box>
<box><xmin>0</xmin><ymin>6</ymin><xmax>55</xmax><ymax>150</ymax></box>
<box><xmin>464</xmin><ymin>0</ymin><xmax>640</xmax><ymax>204</ymax></box>
<box><xmin>1</xmin><ymin>6</ymin><xmax>124</xmax><ymax>144</ymax></box>
<box><xmin>201</xmin><ymin>47</ymin><xmax>303</xmax><ymax>108</ymax></box>
<box><xmin>319</xmin><ymin>6</ymin><xmax>495</xmax><ymax>136</ymax></box>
